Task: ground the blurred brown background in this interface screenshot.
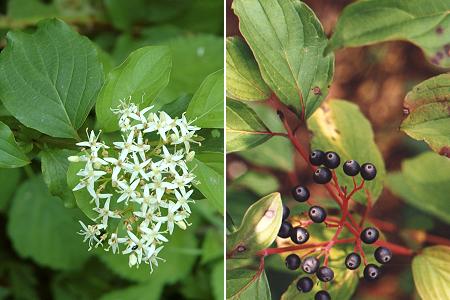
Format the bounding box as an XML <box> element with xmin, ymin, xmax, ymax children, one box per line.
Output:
<box><xmin>226</xmin><ymin>0</ymin><xmax>447</xmax><ymax>299</ymax></box>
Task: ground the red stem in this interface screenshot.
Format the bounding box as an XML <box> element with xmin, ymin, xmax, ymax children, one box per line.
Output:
<box><xmin>259</xmin><ymin>238</ymin><xmax>356</xmax><ymax>256</ymax></box>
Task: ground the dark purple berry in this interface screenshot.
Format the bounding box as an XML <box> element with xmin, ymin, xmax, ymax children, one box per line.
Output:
<box><xmin>290</xmin><ymin>227</ymin><xmax>309</xmax><ymax>244</ymax></box>
<box><xmin>292</xmin><ymin>185</ymin><xmax>310</xmax><ymax>202</ymax></box>
<box><xmin>363</xmin><ymin>264</ymin><xmax>381</xmax><ymax>281</ymax></box>
<box><xmin>282</xmin><ymin>204</ymin><xmax>290</xmax><ymax>221</ymax></box>
<box><xmin>278</xmin><ymin>221</ymin><xmax>292</xmax><ymax>238</ymax></box>
<box><xmin>374</xmin><ymin>247</ymin><xmax>392</xmax><ymax>264</ymax></box>
<box><xmin>285</xmin><ymin>254</ymin><xmax>301</xmax><ymax>270</ymax></box>
<box><xmin>313</xmin><ymin>167</ymin><xmax>332</xmax><ymax>184</ymax></box>
<box><xmin>296</xmin><ymin>277</ymin><xmax>314</xmax><ymax>293</ymax></box>
<box><xmin>308</xmin><ymin>206</ymin><xmax>327</xmax><ymax>223</ymax></box>
<box><xmin>324</xmin><ymin>151</ymin><xmax>340</xmax><ymax>169</ymax></box>
<box><xmin>309</xmin><ymin>150</ymin><xmax>325</xmax><ymax>166</ymax></box>
<box><xmin>360</xmin><ymin>163</ymin><xmax>377</xmax><ymax>180</ymax></box>
<box><xmin>316</xmin><ymin>266</ymin><xmax>334</xmax><ymax>282</ymax></box>
<box><xmin>360</xmin><ymin>227</ymin><xmax>379</xmax><ymax>244</ymax></box>
<box><xmin>315</xmin><ymin>290</ymin><xmax>331</xmax><ymax>300</ymax></box>
<box><xmin>345</xmin><ymin>252</ymin><xmax>361</xmax><ymax>270</ymax></box>
<box><xmin>343</xmin><ymin>160</ymin><xmax>360</xmax><ymax>176</ymax></box>
<box><xmin>301</xmin><ymin>256</ymin><xmax>320</xmax><ymax>274</ymax></box>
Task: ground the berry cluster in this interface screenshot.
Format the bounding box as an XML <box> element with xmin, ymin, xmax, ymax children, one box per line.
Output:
<box><xmin>277</xmin><ymin>150</ymin><xmax>389</xmax><ymax>299</ymax></box>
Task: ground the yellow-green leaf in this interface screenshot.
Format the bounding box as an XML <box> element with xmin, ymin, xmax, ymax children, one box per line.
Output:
<box><xmin>412</xmin><ymin>246</ymin><xmax>450</xmax><ymax>300</ymax></box>
<box><xmin>401</xmin><ymin>74</ymin><xmax>450</xmax><ymax>156</ymax></box>
<box><xmin>307</xmin><ymin>100</ymin><xmax>385</xmax><ymax>204</ymax></box>
<box><xmin>227</xmin><ymin>192</ymin><xmax>282</xmax><ymax>258</ymax></box>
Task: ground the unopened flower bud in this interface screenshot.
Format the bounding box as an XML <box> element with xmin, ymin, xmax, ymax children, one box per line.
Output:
<box><xmin>68</xmin><ymin>155</ymin><xmax>80</xmax><ymax>162</ymax></box>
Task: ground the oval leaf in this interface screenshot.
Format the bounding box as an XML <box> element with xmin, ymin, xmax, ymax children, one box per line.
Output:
<box><xmin>307</xmin><ymin>100</ymin><xmax>386</xmax><ymax>204</ymax></box>
<box><xmin>186</xmin><ymin>69</ymin><xmax>224</xmax><ymax>128</ymax></box>
<box><xmin>0</xmin><ymin>18</ymin><xmax>103</xmax><ymax>138</ymax></box>
<box><xmin>412</xmin><ymin>246</ymin><xmax>450</xmax><ymax>300</ymax></box>
<box><xmin>401</xmin><ymin>74</ymin><xmax>450</xmax><ymax>156</ymax></box>
<box><xmin>7</xmin><ymin>176</ymin><xmax>91</xmax><ymax>270</ymax></box>
<box><xmin>232</xmin><ymin>0</ymin><xmax>334</xmax><ymax>117</ymax></box>
<box><xmin>387</xmin><ymin>152</ymin><xmax>450</xmax><ymax>224</ymax></box>
<box><xmin>226</xmin><ymin>100</ymin><xmax>272</xmax><ymax>153</ymax></box>
<box><xmin>329</xmin><ymin>0</ymin><xmax>450</xmax><ymax>67</ymax></box>
<box><xmin>188</xmin><ymin>158</ymin><xmax>224</xmax><ymax>215</ymax></box>
<box><xmin>226</xmin><ymin>36</ymin><xmax>271</xmax><ymax>101</ymax></box>
<box><xmin>0</xmin><ymin>121</ymin><xmax>30</xmax><ymax>168</ymax></box>
<box><xmin>227</xmin><ymin>192</ymin><xmax>282</xmax><ymax>258</ymax></box>
<box><xmin>96</xmin><ymin>46</ymin><xmax>171</xmax><ymax>132</ymax></box>
<box><xmin>227</xmin><ymin>268</ymin><xmax>271</xmax><ymax>300</ymax></box>
<box><xmin>41</xmin><ymin>148</ymin><xmax>77</xmax><ymax>207</ymax></box>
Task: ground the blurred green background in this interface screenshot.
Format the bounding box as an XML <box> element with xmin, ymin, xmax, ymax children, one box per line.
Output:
<box><xmin>0</xmin><ymin>0</ymin><xmax>224</xmax><ymax>299</ymax></box>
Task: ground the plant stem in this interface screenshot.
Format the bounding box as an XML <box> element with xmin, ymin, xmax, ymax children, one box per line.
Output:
<box><xmin>258</xmin><ymin>238</ymin><xmax>356</xmax><ymax>256</ymax></box>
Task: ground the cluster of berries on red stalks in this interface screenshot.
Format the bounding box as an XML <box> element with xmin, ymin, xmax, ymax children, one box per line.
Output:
<box><xmin>277</xmin><ymin>150</ymin><xmax>390</xmax><ymax>300</ymax></box>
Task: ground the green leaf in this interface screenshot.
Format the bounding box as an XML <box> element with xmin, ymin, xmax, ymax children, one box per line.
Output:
<box><xmin>0</xmin><ymin>122</ymin><xmax>30</xmax><ymax>168</ymax></box>
<box><xmin>188</xmin><ymin>158</ymin><xmax>224</xmax><ymax>215</ymax></box>
<box><xmin>386</xmin><ymin>151</ymin><xmax>450</xmax><ymax>224</ymax></box>
<box><xmin>96</xmin><ymin>46</ymin><xmax>171</xmax><ymax>132</ymax></box>
<box><xmin>226</xmin><ymin>36</ymin><xmax>271</xmax><ymax>101</ymax></box>
<box><xmin>201</xmin><ymin>228</ymin><xmax>224</xmax><ymax>265</ymax></box>
<box><xmin>226</xmin><ymin>100</ymin><xmax>272</xmax><ymax>153</ymax></box>
<box><xmin>227</xmin><ymin>192</ymin><xmax>282</xmax><ymax>258</ymax></box>
<box><xmin>196</xmin><ymin>151</ymin><xmax>224</xmax><ymax>175</ymax></box>
<box><xmin>412</xmin><ymin>246</ymin><xmax>450</xmax><ymax>300</ymax></box>
<box><xmin>67</xmin><ymin>160</ymin><xmax>97</xmax><ymax>220</ymax></box>
<box><xmin>281</xmin><ymin>268</ymin><xmax>358</xmax><ymax>300</ymax></box>
<box><xmin>401</xmin><ymin>74</ymin><xmax>450</xmax><ymax>155</ymax></box>
<box><xmin>159</xmin><ymin>94</ymin><xmax>191</xmax><ymax>118</ymax></box>
<box><xmin>212</xmin><ymin>261</ymin><xmax>225</xmax><ymax>300</ymax></box>
<box><xmin>232</xmin><ymin>0</ymin><xmax>334</xmax><ymax>117</ymax></box>
<box><xmin>0</xmin><ymin>18</ymin><xmax>103</xmax><ymax>139</ymax></box>
<box><xmin>0</xmin><ymin>168</ymin><xmax>21</xmax><ymax>212</ymax></box>
<box><xmin>227</xmin><ymin>268</ymin><xmax>271</xmax><ymax>300</ymax></box>
<box><xmin>99</xmin><ymin>222</ymin><xmax>198</xmax><ymax>283</ymax></box>
<box><xmin>99</xmin><ymin>279</ymin><xmax>165</xmax><ymax>300</ymax></box>
<box><xmin>329</xmin><ymin>0</ymin><xmax>450</xmax><ymax>67</ymax></box>
<box><xmin>233</xmin><ymin>171</ymin><xmax>279</xmax><ymax>196</ymax></box>
<box><xmin>307</xmin><ymin>100</ymin><xmax>386</xmax><ymax>204</ymax></box>
<box><xmin>239</xmin><ymin>137</ymin><xmax>293</xmax><ymax>172</ymax></box>
<box><xmin>7</xmin><ymin>176</ymin><xmax>91</xmax><ymax>270</ymax></box>
<box><xmin>186</xmin><ymin>69</ymin><xmax>224</xmax><ymax>128</ymax></box>
<box><xmin>160</xmin><ymin>35</ymin><xmax>224</xmax><ymax>103</ymax></box>
<box><xmin>41</xmin><ymin>148</ymin><xmax>77</xmax><ymax>207</ymax></box>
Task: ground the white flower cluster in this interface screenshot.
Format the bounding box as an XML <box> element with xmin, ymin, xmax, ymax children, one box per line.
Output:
<box><xmin>70</xmin><ymin>99</ymin><xmax>201</xmax><ymax>272</ymax></box>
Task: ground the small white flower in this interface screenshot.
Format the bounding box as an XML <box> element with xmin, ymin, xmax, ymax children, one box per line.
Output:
<box><xmin>147</xmin><ymin>174</ymin><xmax>177</xmax><ymax>201</ymax></box>
<box><xmin>156</xmin><ymin>201</ymin><xmax>185</xmax><ymax>234</ymax></box>
<box><xmin>140</xmin><ymin>221</ymin><xmax>168</xmax><ymax>244</ymax></box>
<box><xmin>76</xmin><ymin>130</ymin><xmax>108</xmax><ymax>152</ymax></box>
<box><xmin>103</xmin><ymin>156</ymin><xmax>125</xmax><ymax>183</ymax></box>
<box><xmin>116</xmin><ymin>179</ymin><xmax>140</xmax><ymax>204</ymax></box>
<box><xmin>77</xmin><ymin>221</ymin><xmax>105</xmax><ymax>250</ymax></box>
<box><xmin>131</xmin><ymin>131</ymin><xmax>150</xmax><ymax>161</ymax></box>
<box><xmin>123</xmin><ymin>153</ymin><xmax>151</xmax><ymax>182</ymax></box>
<box><xmin>146</xmin><ymin>244</ymin><xmax>164</xmax><ymax>273</ymax></box>
<box><xmin>123</xmin><ymin>231</ymin><xmax>145</xmax><ymax>265</ymax></box>
<box><xmin>94</xmin><ymin>198</ymin><xmax>120</xmax><ymax>227</ymax></box>
<box><xmin>174</xmin><ymin>189</ymin><xmax>194</xmax><ymax>213</ymax></box>
<box><xmin>114</xmin><ymin>130</ymin><xmax>136</xmax><ymax>160</ymax></box>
